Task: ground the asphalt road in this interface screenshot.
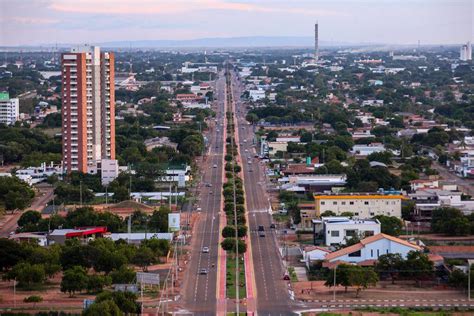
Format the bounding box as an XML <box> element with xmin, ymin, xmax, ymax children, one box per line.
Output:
<box><xmin>0</xmin><ymin>184</ymin><xmax>54</xmax><ymax>238</ymax></box>
<box><xmin>229</xmin><ymin>70</ymin><xmax>296</xmax><ymax>315</ymax></box>
<box><xmin>181</xmin><ymin>73</ymin><xmax>226</xmax><ymax>314</ymax></box>
<box><xmin>431</xmin><ymin>161</ymin><xmax>474</xmax><ymax>196</ymax></box>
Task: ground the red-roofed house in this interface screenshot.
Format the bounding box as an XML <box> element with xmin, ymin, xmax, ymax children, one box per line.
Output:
<box><xmin>323</xmin><ymin>233</ymin><xmax>421</xmax><ymax>266</ymax></box>
<box><xmin>302</xmin><ymin>246</ymin><xmax>331</xmax><ymax>268</ymax></box>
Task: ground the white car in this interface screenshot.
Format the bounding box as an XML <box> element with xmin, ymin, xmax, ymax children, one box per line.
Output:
<box><xmin>202</xmin><ymin>247</ymin><xmax>210</xmax><ymax>253</ymax></box>
<box><xmin>213</xmin><ymin>164</ymin><xmax>217</xmax><ymax>168</ymax></box>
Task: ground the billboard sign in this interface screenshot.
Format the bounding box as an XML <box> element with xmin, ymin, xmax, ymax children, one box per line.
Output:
<box><xmin>136</xmin><ymin>272</ymin><xmax>160</xmax><ymax>285</ymax></box>
<box><xmin>168</xmin><ymin>213</ymin><xmax>180</xmax><ymax>232</ymax></box>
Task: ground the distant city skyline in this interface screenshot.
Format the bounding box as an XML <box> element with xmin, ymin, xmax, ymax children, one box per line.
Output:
<box><xmin>1</xmin><ymin>0</ymin><xmax>473</xmax><ymax>47</ymax></box>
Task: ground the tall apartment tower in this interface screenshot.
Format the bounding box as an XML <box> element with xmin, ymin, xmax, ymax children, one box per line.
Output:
<box><xmin>61</xmin><ymin>45</ymin><xmax>115</xmax><ymax>173</ymax></box>
<box><xmin>314</xmin><ymin>22</ymin><xmax>319</xmax><ymax>61</ymax></box>
<box><xmin>0</xmin><ymin>92</ymin><xmax>19</xmax><ymax>125</ymax></box>
<box><xmin>460</xmin><ymin>41</ymin><xmax>472</xmax><ymax>61</ymax></box>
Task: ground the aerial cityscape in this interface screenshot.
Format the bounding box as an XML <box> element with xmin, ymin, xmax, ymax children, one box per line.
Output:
<box><xmin>0</xmin><ymin>0</ymin><xmax>473</xmax><ymax>315</ymax></box>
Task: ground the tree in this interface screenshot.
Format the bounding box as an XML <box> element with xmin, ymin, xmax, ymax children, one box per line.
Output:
<box><xmin>179</xmin><ymin>134</ymin><xmax>204</xmax><ymax>156</ymax></box>
<box><xmin>23</xmin><ymin>295</ymin><xmax>43</xmax><ymax>307</ymax></box>
<box><xmin>348</xmin><ymin>267</ymin><xmax>379</xmax><ymax>297</ymax></box>
<box><xmin>6</xmin><ymin>262</ymin><xmax>46</xmax><ymax>288</ymax></box>
<box><xmin>222</xmin><ymin>226</ymin><xmax>236</xmax><ymax>238</ymax></box>
<box><xmin>221</xmin><ymin>237</ymin><xmax>235</xmax><ymax>252</ymax></box>
<box><xmin>340</xmin><ymin>212</ymin><xmax>354</xmax><ymax>218</ymax></box>
<box><xmin>61</xmin><ymin>266</ymin><xmax>88</xmax><ymax>297</ymax></box>
<box><xmin>376</xmin><ymin>253</ymin><xmax>403</xmax><ymax>284</ymax></box>
<box><xmin>133</xmin><ymin>246</ymin><xmax>154</xmax><ymax>271</ymax></box>
<box><xmin>148</xmin><ymin>206</ymin><xmax>170</xmax><ymax>232</ymax></box>
<box><xmin>343</xmin><ymin>234</ymin><xmax>361</xmax><ymax>247</ymax></box>
<box><xmin>287</xmin><ymin>200</ymin><xmax>301</xmax><ymax>224</ymax></box>
<box><xmin>113</xmin><ymin>186</ymin><xmax>130</xmax><ymax>202</ymax></box>
<box><xmin>448</xmin><ymin>269</ymin><xmax>468</xmax><ymax>289</ymax></box>
<box><xmin>87</xmin><ymin>274</ymin><xmax>112</xmax><ymax>293</ymax></box>
<box><xmin>431</xmin><ymin>207</ymin><xmax>470</xmax><ymax>236</ymax></box>
<box><xmin>83</xmin><ymin>300</ymin><xmax>123</xmax><ymax>316</ymax></box>
<box><xmin>95</xmin><ymin>291</ymin><xmax>140</xmax><ymax>314</ymax></box>
<box><xmin>245</xmin><ymin>113</ymin><xmax>259</xmax><ymax>124</ymax></box>
<box><xmin>367</xmin><ymin>151</ymin><xmax>393</xmax><ymax>165</ymax></box>
<box><xmin>402</xmin><ymin>251</ymin><xmax>434</xmax><ymax>287</ymax></box>
<box><xmin>373</xmin><ymin>215</ymin><xmax>403</xmax><ymax>236</ymax></box>
<box><xmin>325</xmin><ymin>264</ymin><xmax>352</xmax><ymax>292</ymax></box>
<box><xmin>237</xmin><ymin>225</ymin><xmax>248</xmax><ymax>238</ymax></box>
<box><xmin>0</xmin><ymin>177</ymin><xmax>35</xmax><ymax>211</ymax></box>
<box><xmin>18</xmin><ymin>210</ymin><xmax>41</xmax><ymax>227</ymax></box>
<box><xmin>0</xmin><ymin>239</ymin><xmax>27</xmax><ymax>271</ymax></box>
<box><xmin>110</xmin><ymin>265</ymin><xmax>136</xmax><ymax>284</ymax></box>
<box><xmin>93</xmin><ymin>251</ymin><xmax>127</xmax><ymax>274</ymax></box>
<box><xmin>321</xmin><ymin>210</ymin><xmax>337</xmax><ymax>217</ymax></box>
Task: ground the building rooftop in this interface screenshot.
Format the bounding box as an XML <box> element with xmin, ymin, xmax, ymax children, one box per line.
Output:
<box><xmin>325</xmin><ymin>233</ymin><xmax>421</xmax><ymax>261</ymax></box>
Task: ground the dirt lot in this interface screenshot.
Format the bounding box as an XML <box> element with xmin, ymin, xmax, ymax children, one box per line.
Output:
<box><xmin>0</xmin><ymin>212</ymin><xmax>201</xmax><ymax>313</ymax></box>
<box><xmin>293</xmin><ymin>280</ymin><xmax>466</xmax><ymax>301</ymax></box>
<box><xmin>0</xmin><ymin>274</ymin><xmax>92</xmax><ymax>312</ymax></box>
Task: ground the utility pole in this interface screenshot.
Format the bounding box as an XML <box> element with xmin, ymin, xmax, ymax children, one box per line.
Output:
<box><xmin>79</xmin><ymin>180</ymin><xmax>83</xmax><ymax>206</ymax></box>
<box><xmin>129</xmin><ymin>175</ymin><xmax>132</xmax><ymax>200</ymax></box>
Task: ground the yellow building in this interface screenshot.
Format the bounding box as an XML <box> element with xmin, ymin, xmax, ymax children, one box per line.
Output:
<box><xmin>313</xmin><ymin>193</ymin><xmax>403</xmax><ymax>219</ymax></box>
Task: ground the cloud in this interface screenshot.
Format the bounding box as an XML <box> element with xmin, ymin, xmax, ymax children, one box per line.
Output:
<box><xmin>7</xmin><ymin>16</ymin><xmax>59</xmax><ymax>25</ymax></box>
<box><xmin>49</xmin><ymin>0</ymin><xmax>344</xmax><ymax>16</ymax></box>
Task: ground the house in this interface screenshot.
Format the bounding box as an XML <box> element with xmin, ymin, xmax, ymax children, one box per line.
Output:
<box><xmin>311</xmin><ymin>217</ymin><xmax>381</xmax><ymax>246</ymax></box>
<box><xmin>302</xmin><ymin>246</ymin><xmax>331</xmax><ymax>268</ymax></box>
<box><xmin>361</xmin><ymin>99</ymin><xmax>384</xmax><ymax>107</ymax></box>
<box><xmin>409</xmin><ymin>189</ymin><xmax>474</xmax><ymax>219</ymax></box>
<box><xmin>280</xmin><ymin>174</ymin><xmax>347</xmax><ymax>195</ymax></box>
<box><xmin>249</xmin><ymin>89</ymin><xmax>266</xmax><ymax>101</ymax></box>
<box><xmin>313</xmin><ymin>192</ymin><xmax>404</xmax><ymax>218</ymax></box>
<box><xmin>323</xmin><ymin>233</ymin><xmax>421</xmax><ymax>266</ymax></box>
<box><xmin>410</xmin><ymin>179</ymin><xmax>439</xmax><ymax>192</ymax></box>
<box><xmin>15</xmin><ymin>162</ymin><xmax>63</xmax><ymax>185</ymax></box>
<box><xmin>176</xmin><ymin>94</ymin><xmax>202</xmax><ymax>103</ymax></box>
<box><xmin>10</xmin><ymin>232</ymin><xmax>48</xmax><ymax>246</ymax></box>
<box><xmin>144</xmin><ymin>137</ymin><xmax>178</xmax><ymax>151</ymax></box>
<box><xmin>351</xmin><ymin>143</ymin><xmax>386</xmax><ymax>156</ymax></box>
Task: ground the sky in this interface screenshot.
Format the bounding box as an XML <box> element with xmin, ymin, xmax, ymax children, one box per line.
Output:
<box><xmin>0</xmin><ymin>0</ymin><xmax>473</xmax><ymax>46</ymax></box>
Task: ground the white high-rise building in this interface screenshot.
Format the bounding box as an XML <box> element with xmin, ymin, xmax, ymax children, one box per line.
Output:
<box><xmin>0</xmin><ymin>92</ymin><xmax>19</xmax><ymax>125</ymax></box>
<box><xmin>460</xmin><ymin>41</ymin><xmax>472</xmax><ymax>61</ymax></box>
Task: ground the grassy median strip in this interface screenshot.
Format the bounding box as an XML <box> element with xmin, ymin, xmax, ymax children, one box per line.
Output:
<box><xmin>221</xmin><ymin>65</ymin><xmax>248</xmax><ymax>302</ymax></box>
<box><xmin>226</xmin><ymin>254</ymin><xmax>246</xmax><ymax>299</ymax></box>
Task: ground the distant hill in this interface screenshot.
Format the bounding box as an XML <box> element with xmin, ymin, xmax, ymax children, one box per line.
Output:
<box><xmin>98</xmin><ymin>36</ymin><xmax>357</xmax><ymax>48</ymax></box>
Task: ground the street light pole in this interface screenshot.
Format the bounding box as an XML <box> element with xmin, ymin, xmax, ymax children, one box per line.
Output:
<box><xmin>468</xmin><ymin>260</ymin><xmax>473</xmax><ymax>301</ymax></box>
<box><xmin>333</xmin><ymin>265</ymin><xmax>337</xmax><ymax>302</ymax></box>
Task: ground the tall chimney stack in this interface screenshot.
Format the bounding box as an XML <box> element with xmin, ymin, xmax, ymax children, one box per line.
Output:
<box><xmin>314</xmin><ymin>22</ymin><xmax>319</xmax><ymax>61</ymax></box>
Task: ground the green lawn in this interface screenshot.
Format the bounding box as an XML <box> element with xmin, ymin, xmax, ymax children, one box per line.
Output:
<box><xmin>226</xmin><ymin>254</ymin><xmax>246</xmax><ymax>299</ymax></box>
<box><xmin>287</xmin><ymin>266</ymin><xmax>298</xmax><ymax>282</ymax></box>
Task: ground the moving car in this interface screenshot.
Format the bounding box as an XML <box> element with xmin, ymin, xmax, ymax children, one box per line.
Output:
<box><xmin>258</xmin><ymin>225</ymin><xmax>264</xmax><ymax>231</ymax></box>
<box><xmin>270</xmin><ymin>223</ymin><xmax>276</xmax><ymax>229</ymax></box>
<box><xmin>213</xmin><ymin>164</ymin><xmax>217</xmax><ymax>168</ymax></box>
<box><xmin>202</xmin><ymin>247</ymin><xmax>210</xmax><ymax>253</ymax></box>
<box><xmin>199</xmin><ymin>268</ymin><xmax>208</xmax><ymax>275</ymax></box>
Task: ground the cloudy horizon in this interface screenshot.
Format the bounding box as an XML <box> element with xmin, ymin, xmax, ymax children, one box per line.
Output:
<box><xmin>1</xmin><ymin>0</ymin><xmax>473</xmax><ymax>47</ymax></box>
